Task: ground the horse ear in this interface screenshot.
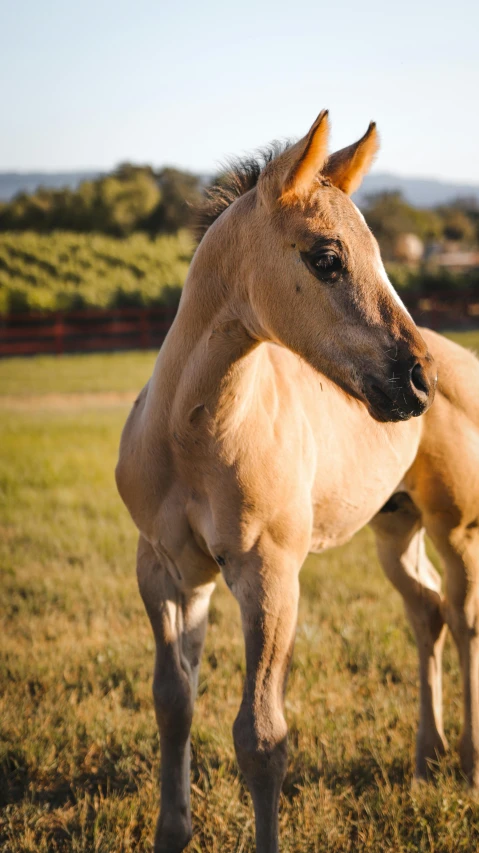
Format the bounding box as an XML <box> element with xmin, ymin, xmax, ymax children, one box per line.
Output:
<box><xmin>323</xmin><ymin>122</ymin><xmax>379</xmax><ymax>195</ymax></box>
<box><xmin>280</xmin><ymin>109</ymin><xmax>330</xmax><ymax>202</ymax></box>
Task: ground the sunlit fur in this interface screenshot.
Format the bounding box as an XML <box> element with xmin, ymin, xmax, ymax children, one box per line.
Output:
<box><xmin>116</xmin><ymin>111</ymin><xmax>479</xmax><ymax>853</ymax></box>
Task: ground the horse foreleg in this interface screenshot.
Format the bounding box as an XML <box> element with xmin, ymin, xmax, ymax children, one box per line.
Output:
<box><xmin>371</xmin><ymin>495</ymin><xmax>448</xmax><ymax>779</ymax></box>
<box><xmin>224</xmin><ymin>549</ymin><xmax>300</xmax><ymax>853</ymax></box>
<box><xmin>425</xmin><ymin>521</ymin><xmax>479</xmax><ymax>787</ymax></box>
<box><xmin>136</xmin><ymin>535</ymin><xmax>214</xmax><ymax>853</ymax></box>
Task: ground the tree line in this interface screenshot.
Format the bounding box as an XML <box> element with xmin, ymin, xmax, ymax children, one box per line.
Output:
<box><xmin>363</xmin><ymin>191</ymin><xmax>479</xmax><ymax>260</ymax></box>
<box><xmin>0</xmin><ymin>163</ymin><xmax>478</xmax><ymax>261</ymax></box>
<box><xmin>0</xmin><ymin>165</ymin><xmax>203</xmax><ymax>237</ymax></box>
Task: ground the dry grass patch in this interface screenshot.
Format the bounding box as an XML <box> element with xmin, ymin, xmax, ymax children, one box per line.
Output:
<box><xmin>1</xmin><ymin>341</ymin><xmax>479</xmax><ymax>851</ymax></box>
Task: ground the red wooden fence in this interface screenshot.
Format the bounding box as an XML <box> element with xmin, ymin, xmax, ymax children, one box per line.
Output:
<box><xmin>405</xmin><ymin>291</ymin><xmax>479</xmax><ymax>331</ymax></box>
<box><xmin>0</xmin><ymin>294</ymin><xmax>478</xmax><ymax>357</ymax></box>
<box><xmin>0</xmin><ymin>306</ymin><xmax>178</xmax><ymax>357</ymax></box>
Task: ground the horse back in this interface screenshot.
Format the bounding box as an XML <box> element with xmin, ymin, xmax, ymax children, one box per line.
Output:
<box><xmin>407</xmin><ymin>328</ymin><xmax>479</xmax><ymax>525</ymax></box>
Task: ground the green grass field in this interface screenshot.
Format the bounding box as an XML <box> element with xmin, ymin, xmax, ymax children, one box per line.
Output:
<box><xmin>1</xmin><ymin>333</ymin><xmax>479</xmax><ymax>852</ymax></box>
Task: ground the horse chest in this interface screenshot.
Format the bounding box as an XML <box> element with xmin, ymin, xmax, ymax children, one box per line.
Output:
<box><xmin>138</xmin><ymin>370</ymin><xmax>421</xmax><ymax>580</ymax></box>
<box><xmin>309</xmin><ymin>419</ymin><xmax>421</xmax><ymax>550</ymax></box>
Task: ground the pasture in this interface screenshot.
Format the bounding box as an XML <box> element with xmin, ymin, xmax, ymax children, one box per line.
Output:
<box><xmin>1</xmin><ymin>333</ymin><xmax>479</xmax><ymax>852</ymax></box>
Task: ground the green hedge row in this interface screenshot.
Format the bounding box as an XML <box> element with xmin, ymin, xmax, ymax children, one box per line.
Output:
<box><xmin>387</xmin><ymin>262</ymin><xmax>479</xmax><ymax>295</ymax></box>
<box><xmin>0</xmin><ymin>230</ymin><xmax>194</xmax><ymax>313</ymax></box>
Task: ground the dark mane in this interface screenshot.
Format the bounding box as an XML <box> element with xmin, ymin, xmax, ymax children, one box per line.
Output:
<box><xmin>195</xmin><ymin>140</ymin><xmax>291</xmax><ymax>241</ymax></box>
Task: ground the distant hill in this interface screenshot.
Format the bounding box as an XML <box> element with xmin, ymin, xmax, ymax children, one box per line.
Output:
<box><xmin>1</xmin><ymin>169</ymin><xmax>479</xmax><ymax>209</ymax></box>
<box><xmin>355</xmin><ymin>173</ymin><xmax>479</xmax><ymax>208</ymax></box>
<box><xmin>0</xmin><ymin>171</ymin><xmax>103</xmax><ymax>201</ymax></box>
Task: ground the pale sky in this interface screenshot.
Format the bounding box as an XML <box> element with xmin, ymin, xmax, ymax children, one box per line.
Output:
<box><xmin>1</xmin><ymin>0</ymin><xmax>478</xmax><ymax>182</ymax></box>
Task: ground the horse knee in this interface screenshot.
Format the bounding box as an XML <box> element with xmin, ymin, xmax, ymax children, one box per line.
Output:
<box><xmin>447</xmin><ymin>600</ymin><xmax>479</xmax><ymax>646</ymax></box>
<box><xmin>405</xmin><ymin>585</ymin><xmax>445</xmax><ymax>640</ymax></box>
<box><xmin>233</xmin><ymin>704</ymin><xmax>288</xmax><ymax>784</ymax></box>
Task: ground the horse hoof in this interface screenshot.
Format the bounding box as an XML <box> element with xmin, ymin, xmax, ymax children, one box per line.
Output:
<box><xmin>154</xmin><ymin>819</ymin><xmax>192</xmax><ymax>853</ymax></box>
<box><xmin>415</xmin><ymin>732</ymin><xmax>448</xmax><ymax>780</ymax></box>
<box><xmin>458</xmin><ymin>734</ymin><xmax>479</xmax><ymax>788</ymax></box>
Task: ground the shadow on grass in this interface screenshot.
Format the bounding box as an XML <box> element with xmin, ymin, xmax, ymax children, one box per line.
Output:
<box><xmin>0</xmin><ymin>745</ymin><xmax>147</xmax><ymax>809</ymax></box>
<box><xmin>1</xmin><ymin>738</ymin><xmax>468</xmax><ymax>814</ymax></box>
<box><xmin>283</xmin><ymin>746</ymin><xmax>467</xmax><ymax>801</ymax></box>
<box><xmin>0</xmin><ymin>748</ymin><xmax>30</xmax><ymax>808</ymax></box>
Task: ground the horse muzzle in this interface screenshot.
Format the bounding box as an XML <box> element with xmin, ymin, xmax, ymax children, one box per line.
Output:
<box><xmin>363</xmin><ymin>353</ymin><xmax>437</xmax><ymax>422</ymax></box>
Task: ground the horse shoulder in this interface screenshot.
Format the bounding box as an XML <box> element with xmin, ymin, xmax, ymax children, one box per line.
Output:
<box><xmin>182</xmin><ymin>354</ymin><xmax>316</xmax><ymax>563</ymax></box>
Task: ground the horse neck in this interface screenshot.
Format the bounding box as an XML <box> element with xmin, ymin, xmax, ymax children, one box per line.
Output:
<box><xmin>148</xmin><ymin>239</ymin><xmax>265</xmax><ymax>429</ymax></box>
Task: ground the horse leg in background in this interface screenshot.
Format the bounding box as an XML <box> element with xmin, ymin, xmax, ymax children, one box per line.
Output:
<box><xmin>136</xmin><ymin>535</ymin><xmax>214</xmax><ymax>853</ymax></box>
<box><xmin>224</xmin><ymin>549</ymin><xmax>301</xmax><ymax>853</ymax></box>
<box><xmin>371</xmin><ymin>494</ymin><xmax>448</xmax><ymax>778</ymax></box>
<box><xmin>425</xmin><ymin>519</ymin><xmax>479</xmax><ymax>787</ymax></box>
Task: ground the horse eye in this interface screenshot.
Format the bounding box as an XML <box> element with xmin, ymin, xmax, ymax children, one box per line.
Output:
<box><xmin>301</xmin><ymin>249</ymin><xmax>342</xmax><ymax>282</ymax></box>
<box><xmin>313</xmin><ymin>253</ymin><xmax>341</xmax><ymax>274</ymax></box>
<box><xmin>299</xmin><ymin>247</ymin><xmax>343</xmax><ymax>282</ymax></box>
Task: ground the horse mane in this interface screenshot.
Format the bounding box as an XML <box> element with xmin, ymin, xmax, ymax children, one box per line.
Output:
<box><xmin>195</xmin><ymin>140</ymin><xmax>291</xmax><ymax>241</ymax></box>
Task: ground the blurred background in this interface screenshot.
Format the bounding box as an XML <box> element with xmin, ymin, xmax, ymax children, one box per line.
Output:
<box><xmin>2</xmin><ymin>4</ymin><xmax>479</xmax><ymax>851</ymax></box>
<box><xmin>1</xmin><ymin>0</ymin><xmax>478</xmax><ymax>352</ymax></box>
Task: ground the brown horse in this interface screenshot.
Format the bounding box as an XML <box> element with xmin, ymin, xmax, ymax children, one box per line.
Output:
<box><xmin>116</xmin><ymin>110</ymin><xmax>479</xmax><ymax>853</ymax></box>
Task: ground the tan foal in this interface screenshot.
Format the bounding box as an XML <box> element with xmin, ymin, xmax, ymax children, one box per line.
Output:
<box><xmin>116</xmin><ymin>110</ymin><xmax>479</xmax><ymax>852</ymax></box>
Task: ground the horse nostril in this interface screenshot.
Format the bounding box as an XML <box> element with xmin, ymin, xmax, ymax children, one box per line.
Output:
<box><xmin>410</xmin><ymin>362</ymin><xmax>429</xmax><ymax>396</ymax></box>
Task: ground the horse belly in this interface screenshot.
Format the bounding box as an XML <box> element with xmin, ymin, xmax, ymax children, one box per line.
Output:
<box><xmin>310</xmin><ymin>491</ymin><xmax>388</xmax><ymax>552</ymax></box>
